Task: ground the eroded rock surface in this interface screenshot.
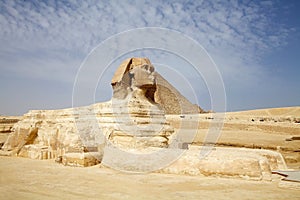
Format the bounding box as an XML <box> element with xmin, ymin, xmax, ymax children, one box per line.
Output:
<box><xmin>160</xmin><ymin>146</ymin><xmax>287</xmax><ymax>181</ymax></box>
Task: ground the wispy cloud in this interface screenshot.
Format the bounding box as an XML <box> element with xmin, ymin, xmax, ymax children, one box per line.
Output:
<box><xmin>0</xmin><ymin>1</ymin><xmax>291</xmax><ymax>58</ymax></box>
<box><xmin>0</xmin><ymin>0</ymin><xmax>297</xmax><ymax>114</ymax></box>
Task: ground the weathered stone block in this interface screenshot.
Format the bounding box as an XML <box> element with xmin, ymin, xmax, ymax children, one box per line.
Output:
<box><xmin>62</xmin><ymin>152</ymin><xmax>102</xmax><ymax>167</ymax></box>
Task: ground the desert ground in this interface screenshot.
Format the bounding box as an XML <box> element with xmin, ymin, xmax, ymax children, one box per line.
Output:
<box><xmin>0</xmin><ymin>156</ymin><xmax>299</xmax><ymax>200</ymax></box>
<box><xmin>0</xmin><ymin>107</ymin><xmax>299</xmax><ymax>199</ymax></box>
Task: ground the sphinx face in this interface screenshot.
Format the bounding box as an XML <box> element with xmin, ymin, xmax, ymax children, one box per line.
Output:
<box><xmin>130</xmin><ymin>64</ymin><xmax>155</xmax><ymax>88</ymax></box>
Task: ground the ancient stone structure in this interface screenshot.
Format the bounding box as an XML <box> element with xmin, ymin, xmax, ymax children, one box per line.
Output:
<box><xmin>109</xmin><ymin>57</ymin><xmax>175</xmax><ymax>149</ymax></box>
<box><xmin>0</xmin><ymin>57</ymin><xmax>289</xmax><ymax>181</ymax></box>
<box><xmin>111</xmin><ymin>58</ymin><xmax>203</xmax><ymax>114</ymax></box>
<box><xmin>0</xmin><ymin>58</ymin><xmax>184</xmax><ymax>165</ymax></box>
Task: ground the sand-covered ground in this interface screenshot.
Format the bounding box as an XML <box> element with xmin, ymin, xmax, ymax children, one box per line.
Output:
<box><xmin>0</xmin><ymin>107</ymin><xmax>299</xmax><ymax>199</ymax></box>
<box><xmin>0</xmin><ymin>156</ymin><xmax>299</xmax><ymax>200</ymax></box>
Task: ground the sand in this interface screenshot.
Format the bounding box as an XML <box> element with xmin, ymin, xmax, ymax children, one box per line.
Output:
<box><xmin>0</xmin><ymin>156</ymin><xmax>299</xmax><ymax>200</ymax></box>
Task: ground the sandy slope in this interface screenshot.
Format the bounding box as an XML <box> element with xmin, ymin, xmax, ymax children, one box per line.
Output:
<box><xmin>0</xmin><ymin>156</ymin><xmax>299</xmax><ymax>200</ymax></box>
<box><xmin>229</xmin><ymin>106</ymin><xmax>300</xmax><ymax>117</ymax></box>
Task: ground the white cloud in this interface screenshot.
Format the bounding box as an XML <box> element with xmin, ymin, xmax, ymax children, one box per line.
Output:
<box><xmin>0</xmin><ymin>0</ymin><xmax>296</xmax><ymax>114</ymax></box>
<box><xmin>0</xmin><ymin>1</ymin><xmax>290</xmax><ymax>61</ymax></box>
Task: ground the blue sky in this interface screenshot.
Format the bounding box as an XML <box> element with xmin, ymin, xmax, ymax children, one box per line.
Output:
<box><xmin>0</xmin><ymin>0</ymin><xmax>299</xmax><ymax>115</ymax></box>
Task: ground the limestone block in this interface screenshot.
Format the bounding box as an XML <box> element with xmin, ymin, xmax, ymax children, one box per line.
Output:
<box><xmin>62</xmin><ymin>152</ymin><xmax>102</xmax><ymax>167</ymax></box>
<box><xmin>110</xmin><ymin>135</ymin><xmax>168</xmax><ymax>149</ymax></box>
<box><xmin>160</xmin><ymin>146</ymin><xmax>287</xmax><ymax>181</ymax></box>
<box><xmin>18</xmin><ymin>144</ymin><xmax>50</xmax><ymax>160</ymax></box>
<box><xmin>2</xmin><ymin>127</ymin><xmax>38</xmax><ymax>153</ymax></box>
